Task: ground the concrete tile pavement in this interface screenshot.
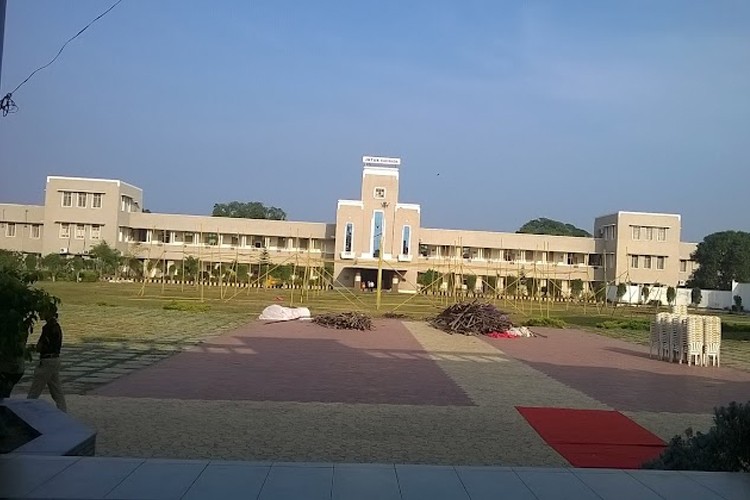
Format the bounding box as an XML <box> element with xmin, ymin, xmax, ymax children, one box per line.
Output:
<box><xmin>2</xmin><ymin>455</ymin><xmax>748</xmax><ymax>500</ymax></box>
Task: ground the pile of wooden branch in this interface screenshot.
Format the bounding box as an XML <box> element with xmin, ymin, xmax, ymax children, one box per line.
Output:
<box><xmin>313</xmin><ymin>312</ymin><xmax>373</xmax><ymax>331</ymax></box>
<box><xmin>429</xmin><ymin>301</ymin><xmax>512</xmax><ymax>336</ymax></box>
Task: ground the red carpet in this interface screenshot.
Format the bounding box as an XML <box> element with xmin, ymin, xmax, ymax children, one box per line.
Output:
<box><xmin>517</xmin><ymin>407</ymin><xmax>666</xmax><ymax>468</ymax></box>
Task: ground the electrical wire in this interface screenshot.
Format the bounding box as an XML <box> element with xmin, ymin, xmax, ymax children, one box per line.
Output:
<box><xmin>1</xmin><ymin>0</ymin><xmax>124</xmax><ymax>116</ymax></box>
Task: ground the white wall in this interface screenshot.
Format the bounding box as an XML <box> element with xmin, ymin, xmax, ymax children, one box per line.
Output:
<box><xmin>607</xmin><ymin>280</ymin><xmax>749</xmax><ymax>310</ymax></box>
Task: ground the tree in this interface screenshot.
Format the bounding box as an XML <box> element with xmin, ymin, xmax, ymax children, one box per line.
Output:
<box><xmin>517</xmin><ymin>218</ymin><xmax>591</xmax><ymax>237</ymax></box>
<box><xmin>641</xmin><ymin>285</ymin><xmax>651</xmax><ymax>304</ymax></box>
<box><xmin>183</xmin><ymin>257</ymin><xmax>200</xmax><ymax>281</ymax></box>
<box><xmin>570</xmin><ymin>279</ymin><xmax>584</xmax><ymax>299</ymax></box>
<box><xmin>667</xmin><ymin>286</ymin><xmax>677</xmax><ymax>306</ymax></box>
<box><xmin>465</xmin><ymin>274</ymin><xmax>477</xmax><ymax>293</ymax></box>
<box><xmin>0</xmin><ymin>250</ymin><xmax>23</xmax><ymax>272</ymax></box>
<box><xmin>689</xmin><ymin>231</ymin><xmax>750</xmax><ymax>290</ymax></box>
<box><xmin>733</xmin><ymin>295</ymin><xmax>743</xmax><ymax>312</ymax></box>
<box><xmin>616</xmin><ymin>283</ymin><xmax>627</xmax><ymax>304</ymax></box>
<box><xmin>418</xmin><ymin>269</ymin><xmax>441</xmax><ymax>292</ymax></box>
<box><xmin>89</xmin><ymin>241</ymin><xmax>122</xmax><ymax>278</ymax></box>
<box><xmin>0</xmin><ymin>267</ymin><xmax>60</xmax><ymax>397</ymax></box>
<box><xmin>691</xmin><ymin>287</ymin><xmax>703</xmax><ymax>307</ymax></box>
<box><xmin>212</xmin><ymin>201</ymin><xmax>287</xmax><ymax>220</ymax></box>
<box><xmin>41</xmin><ymin>253</ymin><xmax>66</xmax><ymax>281</ymax></box>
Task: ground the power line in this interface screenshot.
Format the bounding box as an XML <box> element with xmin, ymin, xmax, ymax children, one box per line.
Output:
<box><xmin>1</xmin><ymin>0</ymin><xmax>124</xmax><ymax>116</ymax></box>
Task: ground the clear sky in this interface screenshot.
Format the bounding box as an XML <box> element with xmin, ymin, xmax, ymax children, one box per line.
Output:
<box><xmin>1</xmin><ymin>1</ymin><xmax>748</xmax><ymax>242</ymax></box>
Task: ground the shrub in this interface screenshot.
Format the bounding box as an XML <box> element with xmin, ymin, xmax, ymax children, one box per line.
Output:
<box><xmin>522</xmin><ymin>317</ymin><xmax>566</xmax><ymax>328</ymax></box>
<box><xmin>79</xmin><ymin>270</ymin><xmax>100</xmax><ymax>282</ymax></box>
<box><xmin>643</xmin><ymin>401</ymin><xmax>750</xmax><ymax>471</ymax></box>
<box><xmin>596</xmin><ymin>319</ymin><xmax>650</xmax><ymax>330</ymax></box>
<box><xmin>162</xmin><ymin>301</ymin><xmax>211</xmax><ymax>312</ymax></box>
<box><xmin>691</xmin><ymin>287</ymin><xmax>702</xmax><ymax>307</ymax></box>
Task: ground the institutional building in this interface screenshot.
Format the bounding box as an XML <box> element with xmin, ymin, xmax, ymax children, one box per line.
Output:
<box><xmin>0</xmin><ymin>156</ymin><xmax>698</xmax><ymax>294</ymax></box>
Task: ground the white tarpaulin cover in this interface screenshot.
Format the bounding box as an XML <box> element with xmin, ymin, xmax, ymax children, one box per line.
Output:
<box><xmin>258</xmin><ymin>304</ymin><xmax>312</xmax><ymax>321</ymax></box>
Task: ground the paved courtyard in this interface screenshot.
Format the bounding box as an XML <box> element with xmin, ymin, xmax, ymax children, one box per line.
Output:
<box><xmin>11</xmin><ymin>320</ymin><xmax>750</xmax><ymax>466</ymax></box>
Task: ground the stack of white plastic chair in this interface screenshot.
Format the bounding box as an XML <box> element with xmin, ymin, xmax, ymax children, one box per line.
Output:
<box><xmin>660</xmin><ymin>313</ymin><xmax>675</xmax><ymax>361</ymax></box>
<box><xmin>650</xmin><ymin>314</ymin><xmax>664</xmax><ymax>359</ymax></box>
<box><xmin>703</xmin><ymin>316</ymin><xmax>722</xmax><ymax>367</ymax></box>
<box><xmin>683</xmin><ymin>316</ymin><xmax>704</xmax><ymax>366</ymax></box>
<box><xmin>671</xmin><ymin>304</ymin><xmax>688</xmax><ymax>315</ymax></box>
<box><xmin>670</xmin><ymin>315</ymin><xmax>686</xmax><ymax>363</ymax></box>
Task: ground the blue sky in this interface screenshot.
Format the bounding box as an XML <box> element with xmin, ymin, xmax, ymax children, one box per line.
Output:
<box><xmin>1</xmin><ymin>1</ymin><xmax>748</xmax><ymax>241</ymax></box>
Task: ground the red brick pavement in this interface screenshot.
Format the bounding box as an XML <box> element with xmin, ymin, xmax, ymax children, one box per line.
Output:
<box><xmin>486</xmin><ymin>327</ymin><xmax>750</xmax><ymax>413</ymax></box>
<box><xmin>95</xmin><ymin>319</ymin><xmax>474</xmax><ymax>406</ymax></box>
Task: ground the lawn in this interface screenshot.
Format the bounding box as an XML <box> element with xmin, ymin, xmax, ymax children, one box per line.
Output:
<box><xmin>37</xmin><ymin>281</ymin><xmax>750</xmax><ymax>370</ymax></box>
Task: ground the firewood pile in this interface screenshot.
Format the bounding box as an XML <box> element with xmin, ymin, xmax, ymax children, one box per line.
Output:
<box><xmin>429</xmin><ymin>301</ymin><xmax>513</xmax><ymax>336</ymax></box>
<box><xmin>383</xmin><ymin>312</ymin><xmax>410</xmax><ymax>319</ymax></box>
<box><xmin>313</xmin><ymin>312</ymin><xmax>373</xmax><ymax>331</ymax></box>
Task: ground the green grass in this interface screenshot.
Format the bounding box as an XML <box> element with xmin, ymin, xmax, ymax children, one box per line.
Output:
<box><xmin>35</xmin><ymin>282</ymin><xmax>750</xmax><ymax>371</ymax></box>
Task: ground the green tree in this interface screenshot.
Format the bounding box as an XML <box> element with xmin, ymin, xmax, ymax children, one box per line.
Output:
<box><xmin>616</xmin><ymin>282</ymin><xmax>627</xmax><ymax>303</ymax></box>
<box><xmin>212</xmin><ymin>201</ymin><xmax>287</xmax><ymax>220</ymax></box>
<box><xmin>485</xmin><ymin>275</ymin><xmax>498</xmax><ymax>295</ymax></box>
<box><xmin>465</xmin><ymin>274</ymin><xmax>478</xmax><ymax>292</ymax></box>
<box><xmin>733</xmin><ymin>295</ymin><xmax>743</xmax><ymax>312</ymax></box>
<box><xmin>525</xmin><ymin>277</ymin><xmax>538</xmax><ymax>297</ymax></box>
<box><xmin>0</xmin><ymin>267</ymin><xmax>60</xmax><ymax>396</ymax></box>
<box><xmin>688</xmin><ymin>231</ymin><xmax>750</xmax><ymax>290</ymax></box>
<box><xmin>418</xmin><ymin>269</ymin><xmax>442</xmax><ymax>292</ymax></box>
<box><xmin>41</xmin><ymin>253</ymin><xmax>66</xmax><ymax>281</ymax></box>
<box><xmin>24</xmin><ymin>254</ymin><xmax>40</xmax><ymax>273</ymax></box>
<box><xmin>570</xmin><ymin>279</ymin><xmax>584</xmax><ymax>299</ymax></box>
<box><xmin>517</xmin><ymin>218</ymin><xmax>591</xmax><ymax>237</ymax></box>
<box><xmin>0</xmin><ymin>249</ymin><xmax>23</xmax><ymax>272</ymax></box>
<box><xmin>183</xmin><ymin>256</ymin><xmax>200</xmax><ymax>281</ymax></box>
<box><xmin>641</xmin><ymin>285</ymin><xmax>651</xmax><ymax>304</ymax></box>
<box><xmin>258</xmin><ymin>249</ymin><xmax>271</xmax><ymax>286</ymax></box>
<box><xmin>89</xmin><ymin>241</ymin><xmax>122</xmax><ymax>278</ymax></box>
<box><xmin>505</xmin><ymin>275</ymin><xmax>518</xmax><ymax>296</ymax></box>
<box><xmin>667</xmin><ymin>286</ymin><xmax>677</xmax><ymax>306</ymax></box>
<box><xmin>691</xmin><ymin>287</ymin><xmax>703</xmax><ymax>307</ymax></box>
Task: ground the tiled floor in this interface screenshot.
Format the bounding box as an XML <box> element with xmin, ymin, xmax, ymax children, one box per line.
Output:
<box><xmin>1</xmin><ymin>455</ymin><xmax>748</xmax><ymax>500</ymax></box>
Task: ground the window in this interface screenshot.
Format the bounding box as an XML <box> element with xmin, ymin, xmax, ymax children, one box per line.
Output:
<box><xmin>601</xmin><ymin>225</ymin><xmax>616</xmax><ymax>240</ymax></box>
<box><xmin>75</xmin><ymin>224</ymin><xmax>85</xmax><ymax>239</ymax></box>
<box><xmin>5</xmin><ymin>223</ymin><xmax>16</xmax><ymax>237</ymax></box>
<box><xmin>184</xmin><ymin>233</ymin><xmax>194</xmax><ymax>244</ymax></box>
<box><xmin>121</xmin><ymin>195</ymin><xmax>133</xmax><ymax>212</ymax></box>
<box><xmin>92</xmin><ymin>193</ymin><xmax>102</xmax><ymax>208</ymax></box>
<box><xmin>656</xmin><ymin>256</ymin><xmax>665</xmax><ymax>270</ymax></box>
<box><xmin>525</xmin><ymin>250</ymin><xmax>534</xmax><ymax>262</ymax></box>
<box><xmin>31</xmin><ymin>225</ymin><xmax>41</xmax><ymax>239</ymax></box>
<box><xmin>77</xmin><ymin>192</ymin><xmax>87</xmax><ymax>208</ymax></box>
<box><xmin>644</xmin><ymin>255</ymin><xmax>652</xmax><ymax>269</ymax></box>
<box><xmin>374</xmin><ymin>187</ymin><xmax>386</xmax><ymax>199</ymax></box>
<box><xmin>60</xmin><ymin>223</ymin><xmax>70</xmax><ymax>238</ymax></box>
<box><xmin>62</xmin><ymin>192</ymin><xmax>72</xmax><ymax>207</ymax></box>
<box><xmin>645</xmin><ymin>227</ymin><xmax>653</xmax><ymax>240</ymax></box>
<box><xmin>91</xmin><ymin>225</ymin><xmax>101</xmax><ymax>240</ymax></box>
<box><xmin>680</xmin><ymin>260</ymin><xmax>687</xmax><ymax>272</ymax></box>
<box><xmin>372</xmin><ymin>210</ymin><xmax>384</xmax><ymax>256</ymax></box>
<box><xmin>657</xmin><ymin>228</ymin><xmax>666</xmax><ymax>241</ymax></box>
<box><xmin>344</xmin><ymin>223</ymin><xmax>353</xmax><ymax>253</ymax></box>
<box><xmin>632</xmin><ymin>226</ymin><xmax>640</xmax><ymax>240</ymax></box>
<box><xmin>631</xmin><ymin>255</ymin><xmax>639</xmax><ymax>268</ymax></box>
<box><xmin>402</xmin><ymin>226</ymin><xmax>411</xmax><ymax>255</ymax></box>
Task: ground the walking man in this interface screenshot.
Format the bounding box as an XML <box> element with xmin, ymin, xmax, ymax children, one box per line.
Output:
<box><xmin>27</xmin><ymin>310</ymin><xmax>67</xmax><ymax>412</ymax></box>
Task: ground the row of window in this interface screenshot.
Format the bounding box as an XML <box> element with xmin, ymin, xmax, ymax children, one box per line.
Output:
<box><xmin>417</xmin><ymin>246</ymin><xmax>601</xmax><ymax>265</ymax></box>
<box><xmin>4</xmin><ymin>223</ymin><xmax>41</xmax><ymax>238</ymax></box>
<box><xmin>61</xmin><ymin>191</ymin><xmax>103</xmax><ymax>209</ymax></box>
<box><xmin>631</xmin><ymin>225</ymin><xmax>667</xmax><ymax>241</ymax></box>
<box><xmin>60</xmin><ymin>223</ymin><xmax>101</xmax><ymax>240</ymax></box>
<box><xmin>121</xmin><ymin>229</ymin><xmax>325</xmax><ymax>250</ymax></box>
<box><xmin>630</xmin><ymin>254</ymin><xmax>666</xmax><ymax>270</ymax></box>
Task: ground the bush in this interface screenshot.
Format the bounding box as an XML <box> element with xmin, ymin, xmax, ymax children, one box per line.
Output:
<box><xmin>78</xmin><ymin>270</ymin><xmax>100</xmax><ymax>282</ymax></box>
<box><xmin>596</xmin><ymin>319</ymin><xmax>650</xmax><ymax>330</ymax></box>
<box><xmin>522</xmin><ymin>317</ymin><xmax>567</xmax><ymax>328</ymax></box>
<box><xmin>162</xmin><ymin>301</ymin><xmax>211</xmax><ymax>312</ymax></box>
<box><xmin>643</xmin><ymin>401</ymin><xmax>750</xmax><ymax>471</ymax></box>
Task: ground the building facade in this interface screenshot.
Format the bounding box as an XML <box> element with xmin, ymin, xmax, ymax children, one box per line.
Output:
<box><xmin>0</xmin><ymin>157</ymin><xmax>698</xmax><ymax>294</ymax></box>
